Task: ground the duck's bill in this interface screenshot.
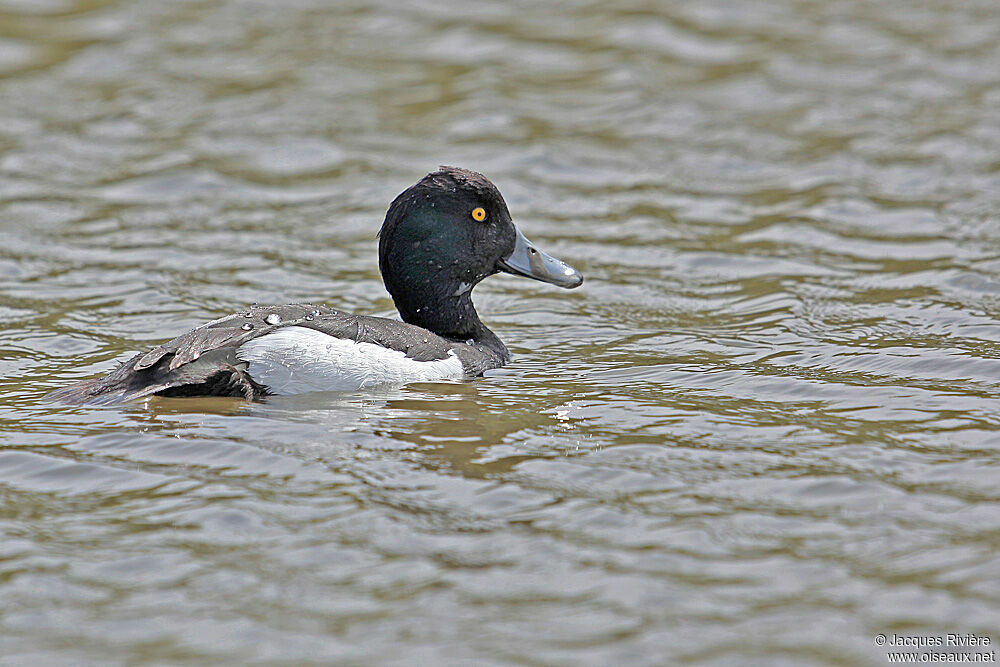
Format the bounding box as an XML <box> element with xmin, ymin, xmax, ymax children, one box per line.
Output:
<box><xmin>498</xmin><ymin>227</ymin><xmax>583</xmax><ymax>289</ymax></box>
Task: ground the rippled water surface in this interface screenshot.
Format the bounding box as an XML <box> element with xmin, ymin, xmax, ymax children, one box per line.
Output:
<box><xmin>3</xmin><ymin>0</ymin><xmax>1000</xmax><ymax>664</ymax></box>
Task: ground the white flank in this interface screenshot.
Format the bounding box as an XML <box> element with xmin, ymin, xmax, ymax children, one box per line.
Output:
<box><xmin>236</xmin><ymin>326</ymin><xmax>465</xmax><ymax>395</ymax></box>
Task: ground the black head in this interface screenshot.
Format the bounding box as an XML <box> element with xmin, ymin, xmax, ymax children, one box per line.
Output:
<box><xmin>378</xmin><ymin>167</ymin><xmax>582</xmax><ymax>340</ymax></box>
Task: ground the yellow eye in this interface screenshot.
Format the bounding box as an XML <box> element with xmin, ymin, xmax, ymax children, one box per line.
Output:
<box><xmin>471</xmin><ymin>207</ymin><xmax>487</xmax><ymax>222</ymax></box>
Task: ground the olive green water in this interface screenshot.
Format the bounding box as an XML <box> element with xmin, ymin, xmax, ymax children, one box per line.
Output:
<box><xmin>2</xmin><ymin>0</ymin><xmax>1000</xmax><ymax>664</ymax></box>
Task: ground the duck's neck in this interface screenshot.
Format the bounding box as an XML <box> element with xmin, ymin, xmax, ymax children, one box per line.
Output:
<box><xmin>390</xmin><ymin>285</ymin><xmax>509</xmax><ymax>361</ymax></box>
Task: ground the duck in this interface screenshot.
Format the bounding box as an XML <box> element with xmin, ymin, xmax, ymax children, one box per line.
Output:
<box><xmin>49</xmin><ymin>166</ymin><xmax>583</xmax><ymax>404</ymax></box>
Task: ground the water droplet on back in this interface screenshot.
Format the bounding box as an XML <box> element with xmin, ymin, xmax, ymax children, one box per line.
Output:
<box><xmin>310</xmin><ymin>309</ymin><xmax>320</xmax><ymax>317</ymax></box>
<box><xmin>241</xmin><ymin>322</ymin><xmax>254</xmax><ymax>331</ymax></box>
<box><xmin>264</xmin><ymin>313</ymin><xmax>282</xmax><ymax>325</ymax></box>
<box><xmin>304</xmin><ymin>314</ymin><xmax>314</xmax><ymax>321</ymax></box>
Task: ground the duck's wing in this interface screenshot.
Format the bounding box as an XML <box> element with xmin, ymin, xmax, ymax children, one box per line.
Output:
<box><xmin>49</xmin><ymin>304</ymin><xmax>315</xmax><ymax>404</ymax></box>
<box><xmin>47</xmin><ymin>305</ymin><xmax>467</xmax><ymax>404</ymax></box>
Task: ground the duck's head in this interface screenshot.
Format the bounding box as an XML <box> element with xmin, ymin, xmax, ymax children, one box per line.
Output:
<box><xmin>378</xmin><ymin>166</ymin><xmax>583</xmax><ymax>338</ymax></box>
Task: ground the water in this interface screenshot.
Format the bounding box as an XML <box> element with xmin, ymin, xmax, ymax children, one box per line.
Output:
<box><xmin>2</xmin><ymin>0</ymin><xmax>1000</xmax><ymax>664</ymax></box>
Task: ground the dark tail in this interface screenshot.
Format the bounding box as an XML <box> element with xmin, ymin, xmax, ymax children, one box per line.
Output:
<box><xmin>45</xmin><ymin>379</ymin><xmax>126</xmax><ymax>405</ymax></box>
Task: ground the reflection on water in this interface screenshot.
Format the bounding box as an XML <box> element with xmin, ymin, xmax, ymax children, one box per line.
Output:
<box><xmin>3</xmin><ymin>0</ymin><xmax>1000</xmax><ymax>663</ymax></box>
